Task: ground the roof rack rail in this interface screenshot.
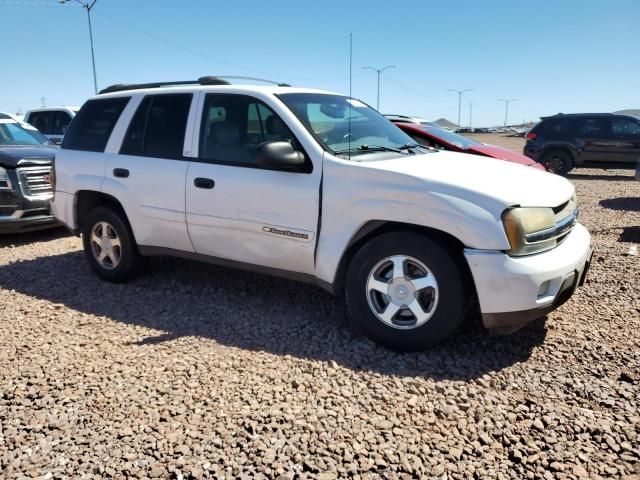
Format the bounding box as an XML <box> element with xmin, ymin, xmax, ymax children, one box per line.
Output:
<box><xmin>215</xmin><ymin>76</ymin><xmax>291</xmax><ymax>87</ymax></box>
<box><xmin>99</xmin><ymin>77</ymin><xmax>229</xmax><ymax>94</ymax></box>
<box><xmin>99</xmin><ymin>75</ymin><xmax>291</xmax><ymax>95</ymax></box>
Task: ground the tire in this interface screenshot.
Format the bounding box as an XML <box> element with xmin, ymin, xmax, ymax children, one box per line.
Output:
<box><xmin>82</xmin><ymin>206</ymin><xmax>140</xmax><ymax>283</ymax></box>
<box><xmin>542</xmin><ymin>150</ymin><xmax>573</xmax><ymax>175</ymax></box>
<box><xmin>345</xmin><ymin>231</ymin><xmax>468</xmax><ymax>351</ymax></box>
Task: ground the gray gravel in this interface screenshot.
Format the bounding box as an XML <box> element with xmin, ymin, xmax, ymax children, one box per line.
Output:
<box><xmin>0</xmin><ymin>168</ymin><xmax>639</xmax><ymax>479</ymax></box>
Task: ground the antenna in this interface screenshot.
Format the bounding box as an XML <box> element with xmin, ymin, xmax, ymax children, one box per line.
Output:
<box><xmin>348</xmin><ymin>33</ymin><xmax>353</xmax><ymax>161</ymax></box>
<box><xmin>349</xmin><ymin>33</ymin><xmax>353</xmax><ymax>98</ymax></box>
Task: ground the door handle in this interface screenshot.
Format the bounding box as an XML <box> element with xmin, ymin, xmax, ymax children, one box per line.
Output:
<box><xmin>194</xmin><ymin>177</ymin><xmax>215</xmax><ymax>189</ymax></box>
<box><xmin>113</xmin><ymin>168</ymin><xmax>129</xmax><ymax>178</ymax></box>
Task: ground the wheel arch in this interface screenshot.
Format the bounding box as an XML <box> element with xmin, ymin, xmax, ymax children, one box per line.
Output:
<box><xmin>330</xmin><ymin>220</ymin><xmax>477</xmax><ymax>301</ymax></box>
<box><xmin>75</xmin><ymin>190</ymin><xmax>133</xmax><ymax>236</ymax></box>
<box><xmin>541</xmin><ymin>144</ymin><xmax>577</xmax><ymax>164</ymax></box>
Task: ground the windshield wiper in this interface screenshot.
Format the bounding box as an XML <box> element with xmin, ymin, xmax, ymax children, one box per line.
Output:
<box><xmin>334</xmin><ymin>144</ymin><xmax>404</xmax><ymax>155</ymax></box>
<box><xmin>397</xmin><ymin>143</ymin><xmax>423</xmax><ymax>151</ymax></box>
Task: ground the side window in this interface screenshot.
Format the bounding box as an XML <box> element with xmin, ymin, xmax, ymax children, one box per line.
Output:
<box><xmin>29</xmin><ymin>112</ymin><xmax>54</xmax><ymax>134</ymax></box>
<box><xmin>578</xmin><ymin>118</ymin><xmax>609</xmax><ymax>137</ymax></box>
<box><xmin>120</xmin><ymin>93</ymin><xmax>192</xmax><ymax>159</ymax></box>
<box><xmin>539</xmin><ymin>118</ymin><xmax>576</xmax><ymax>138</ymax></box>
<box><xmin>62</xmin><ymin>97</ymin><xmax>130</xmax><ymax>152</ymax></box>
<box><xmin>120</xmin><ymin>96</ymin><xmax>152</xmax><ymax>156</ymax></box>
<box><xmin>199</xmin><ymin>94</ymin><xmax>305</xmax><ymax>170</ymax></box>
<box><xmin>611</xmin><ymin>118</ymin><xmax>640</xmax><ymax>138</ymax></box>
<box><xmin>52</xmin><ymin>111</ymin><xmax>72</xmax><ymax>135</ymax></box>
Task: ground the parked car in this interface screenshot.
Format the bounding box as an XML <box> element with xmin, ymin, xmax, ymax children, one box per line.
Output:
<box><xmin>393</xmin><ymin>121</ymin><xmax>545</xmax><ymax>170</ymax></box>
<box><xmin>24</xmin><ymin>107</ymin><xmax>79</xmax><ymax>145</ymax></box>
<box><xmin>524</xmin><ymin>113</ymin><xmax>640</xmax><ymax>175</ymax></box>
<box><xmin>52</xmin><ymin>77</ymin><xmax>592</xmax><ymax>351</ymax></box>
<box><xmin>384</xmin><ymin>114</ymin><xmax>439</xmax><ymax>128</ymax></box>
<box><xmin>0</xmin><ymin>114</ymin><xmax>58</xmax><ymax>233</ymax></box>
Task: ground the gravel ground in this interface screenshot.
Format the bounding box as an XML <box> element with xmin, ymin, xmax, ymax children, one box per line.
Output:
<box><xmin>0</xmin><ymin>165</ymin><xmax>639</xmax><ymax>479</ymax></box>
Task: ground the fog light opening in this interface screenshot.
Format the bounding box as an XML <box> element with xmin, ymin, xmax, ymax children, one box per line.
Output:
<box><xmin>538</xmin><ymin>280</ymin><xmax>551</xmax><ymax>298</ymax></box>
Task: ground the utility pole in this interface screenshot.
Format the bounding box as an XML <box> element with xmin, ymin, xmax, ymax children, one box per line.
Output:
<box><xmin>468</xmin><ymin>101</ymin><xmax>473</xmax><ymax>130</ymax></box>
<box><xmin>40</xmin><ymin>97</ymin><xmax>46</xmax><ymax>108</ymax></box>
<box><xmin>448</xmin><ymin>89</ymin><xmax>473</xmax><ymax>130</ymax></box>
<box><xmin>59</xmin><ymin>0</ymin><xmax>99</xmax><ymax>94</ymax></box>
<box><xmin>362</xmin><ymin>65</ymin><xmax>395</xmax><ymax>111</ymax></box>
<box><xmin>499</xmin><ymin>98</ymin><xmax>517</xmax><ymax>126</ymax></box>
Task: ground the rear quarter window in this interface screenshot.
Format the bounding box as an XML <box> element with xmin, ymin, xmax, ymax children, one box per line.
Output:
<box><xmin>62</xmin><ymin>97</ymin><xmax>130</xmax><ymax>152</ymax></box>
<box><xmin>535</xmin><ymin>117</ymin><xmax>577</xmax><ymax>138</ymax></box>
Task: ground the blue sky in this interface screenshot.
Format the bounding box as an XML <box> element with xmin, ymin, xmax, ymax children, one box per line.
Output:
<box><xmin>1</xmin><ymin>0</ymin><xmax>638</xmax><ymax>126</ymax></box>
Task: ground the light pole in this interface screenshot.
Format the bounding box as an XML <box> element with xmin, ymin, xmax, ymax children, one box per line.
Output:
<box><xmin>60</xmin><ymin>0</ymin><xmax>99</xmax><ymax>94</ymax></box>
<box><xmin>499</xmin><ymin>98</ymin><xmax>517</xmax><ymax>126</ymax></box>
<box><xmin>448</xmin><ymin>88</ymin><xmax>473</xmax><ymax>130</ymax></box>
<box><xmin>362</xmin><ymin>65</ymin><xmax>395</xmax><ymax>111</ymax></box>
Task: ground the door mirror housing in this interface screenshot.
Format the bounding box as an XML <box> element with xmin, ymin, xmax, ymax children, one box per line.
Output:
<box><xmin>256</xmin><ymin>141</ymin><xmax>305</xmax><ymax>171</ymax></box>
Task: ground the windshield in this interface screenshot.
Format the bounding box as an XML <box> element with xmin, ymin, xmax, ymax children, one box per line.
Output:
<box><xmin>0</xmin><ymin>121</ymin><xmax>51</xmax><ymax>146</ymax></box>
<box><xmin>422</xmin><ymin>126</ymin><xmax>481</xmax><ymax>149</ymax></box>
<box><xmin>277</xmin><ymin>93</ymin><xmax>416</xmax><ymax>156</ymax></box>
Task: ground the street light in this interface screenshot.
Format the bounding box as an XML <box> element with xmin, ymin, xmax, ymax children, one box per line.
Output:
<box><xmin>59</xmin><ymin>0</ymin><xmax>99</xmax><ymax>94</ymax></box>
<box><xmin>362</xmin><ymin>65</ymin><xmax>395</xmax><ymax>111</ymax></box>
<box><xmin>468</xmin><ymin>101</ymin><xmax>473</xmax><ymax>130</ymax></box>
<box><xmin>448</xmin><ymin>88</ymin><xmax>473</xmax><ymax>130</ymax></box>
<box><xmin>499</xmin><ymin>98</ymin><xmax>517</xmax><ymax>126</ymax></box>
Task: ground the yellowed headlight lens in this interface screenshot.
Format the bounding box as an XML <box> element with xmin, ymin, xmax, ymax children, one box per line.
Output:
<box><xmin>502</xmin><ymin>207</ymin><xmax>556</xmax><ymax>256</ymax></box>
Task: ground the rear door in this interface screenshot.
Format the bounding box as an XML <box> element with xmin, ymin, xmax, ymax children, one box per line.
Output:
<box><xmin>103</xmin><ymin>93</ymin><xmax>195</xmax><ymax>252</ymax></box>
<box><xmin>185</xmin><ymin>92</ymin><xmax>321</xmax><ymax>275</ymax></box>
<box><xmin>577</xmin><ymin>117</ymin><xmax>613</xmax><ymax>163</ymax></box>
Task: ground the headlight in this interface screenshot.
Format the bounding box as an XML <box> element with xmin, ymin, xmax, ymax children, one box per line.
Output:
<box><xmin>502</xmin><ymin>207</ymin><xmax>557</xmax><ymax>256</ymax></box>
<box><xmin>0</xmin><ymin>166</ymin><xmax>12</xmax><ymax>190</ymax></box>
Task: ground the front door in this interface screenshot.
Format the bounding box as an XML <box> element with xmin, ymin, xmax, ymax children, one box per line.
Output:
<box><xmin>185</xmin><ymin>93</ymin><xmax>321</xmax><ymax>275</ymax></box>
<box><xmin>578</xmin><ymin>117</ymin><xmax>613</xmax><ymax>163</ymax></box>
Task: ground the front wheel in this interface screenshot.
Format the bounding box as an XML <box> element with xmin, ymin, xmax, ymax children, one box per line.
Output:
<box><xmin>82</xmin><ymin>206</ymin><xmax>140</xmax><ymax>283</ymax></box>
<box><xmin>345</xmin><ymin>232</ymin><xmax>469</xmax><ymax>351</ymax></box>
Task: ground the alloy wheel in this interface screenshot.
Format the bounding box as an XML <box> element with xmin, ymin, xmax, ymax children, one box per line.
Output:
<box><xmin>90</xmin><ymin>221</ymin><xmax>122</xmax><ymax>270</ymax></box>
<box><xmin>365</xmin><ymin>255</ymin><xmax>439</xmax><ymax>330</ymax></box>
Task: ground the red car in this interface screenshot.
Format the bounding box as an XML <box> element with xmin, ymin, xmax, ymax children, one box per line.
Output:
<box><xmin>394</xmin><ymin>122</ymin><xmax>546</xmax><ymax>170</ymax></box>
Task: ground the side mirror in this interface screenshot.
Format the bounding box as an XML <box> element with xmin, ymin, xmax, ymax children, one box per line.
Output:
<box><xmin>256</xmin><ymin>141</ymin><xmax>305</xmax><ymax>171</ymax></box>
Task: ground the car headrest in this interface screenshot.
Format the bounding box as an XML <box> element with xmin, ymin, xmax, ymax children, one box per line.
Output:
<box><xmin>266</xmin><ymin>116</ymin><xmax>288</xmax><ymax>135</ymax></box>
<box><xmin>209</xmin><ymin>121</ymin><xmax>240</xmax><ymax>144</ymax></box>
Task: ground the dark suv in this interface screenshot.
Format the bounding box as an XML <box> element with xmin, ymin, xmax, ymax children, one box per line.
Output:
<box><xmin>0</xmin><ymin>114</ymin><xmax>58</xmax><ymax>233</ymax></box>
<box><xmin>524</xmin><ymin>113</ymin><xmax>640</xmax><ymax>175</ymax></box>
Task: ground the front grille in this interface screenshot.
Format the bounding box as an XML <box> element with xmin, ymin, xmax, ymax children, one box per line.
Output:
<box><xmin>524</xmin><ymin>203</ymin><xmax>578</xmax><ymax>247</ymax></box>
<box><xmin>17</xmin><ymin>166</ymin><xmax>53</xmax><ymax>198</ymax></box>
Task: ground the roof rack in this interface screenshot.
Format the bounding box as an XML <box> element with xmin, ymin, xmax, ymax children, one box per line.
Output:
<box><xmin>99</xmin><ymin>76</ymin><xmax>291</xmax><ymax>95</ymax></box>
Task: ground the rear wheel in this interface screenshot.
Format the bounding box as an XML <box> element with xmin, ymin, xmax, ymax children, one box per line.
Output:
<box><xmin>82</xmin><ymin>206</ymin><xmax>140</xmax><ymax>282</ymax></box>
<box><xmin>345</xmin><ymin>232</ymin><xmax>468</xmax><ymax>351</ymax></box>
<box><xmin>542</xmin><ymin>150</ymin><xmax>573</xmax><ymax>175</ymax></box>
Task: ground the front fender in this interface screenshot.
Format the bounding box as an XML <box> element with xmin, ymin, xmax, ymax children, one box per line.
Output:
<box><xmin>315</xmin><ymin>158</ymin><xmax>510</xmax><ymax>285</ymax></box>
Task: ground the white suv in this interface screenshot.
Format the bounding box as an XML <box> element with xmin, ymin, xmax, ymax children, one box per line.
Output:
<box><xmin>24</xmin><ymin>107</ymin><xmax>79</xmax><ymax>144</ymax></box>
<box><xmin>52</xmin><ymin>77</ymin><xmax>592</xmax><ymax>351</ymax></box>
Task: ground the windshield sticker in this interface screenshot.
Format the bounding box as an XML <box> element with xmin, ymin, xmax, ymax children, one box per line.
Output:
<box><xmin>346</xmin><ymin>99</ymin><xmax>367</xmax><ymax>108</ymax></box>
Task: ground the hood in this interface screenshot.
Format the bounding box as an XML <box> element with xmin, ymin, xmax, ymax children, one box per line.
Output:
<box><xmin>367</xmin><ymin>150</ymin><xmax>574</xmax><ymax>209</ymax></box>
<box><xmin>0</xmin><ymin>146</ymin><xmax>57</xmax><ymax>168</ymax></box>
<box><xmin>466</xmin><ymin>143</ymin><xmax>536</xmax><ymax>166</ymax></box>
